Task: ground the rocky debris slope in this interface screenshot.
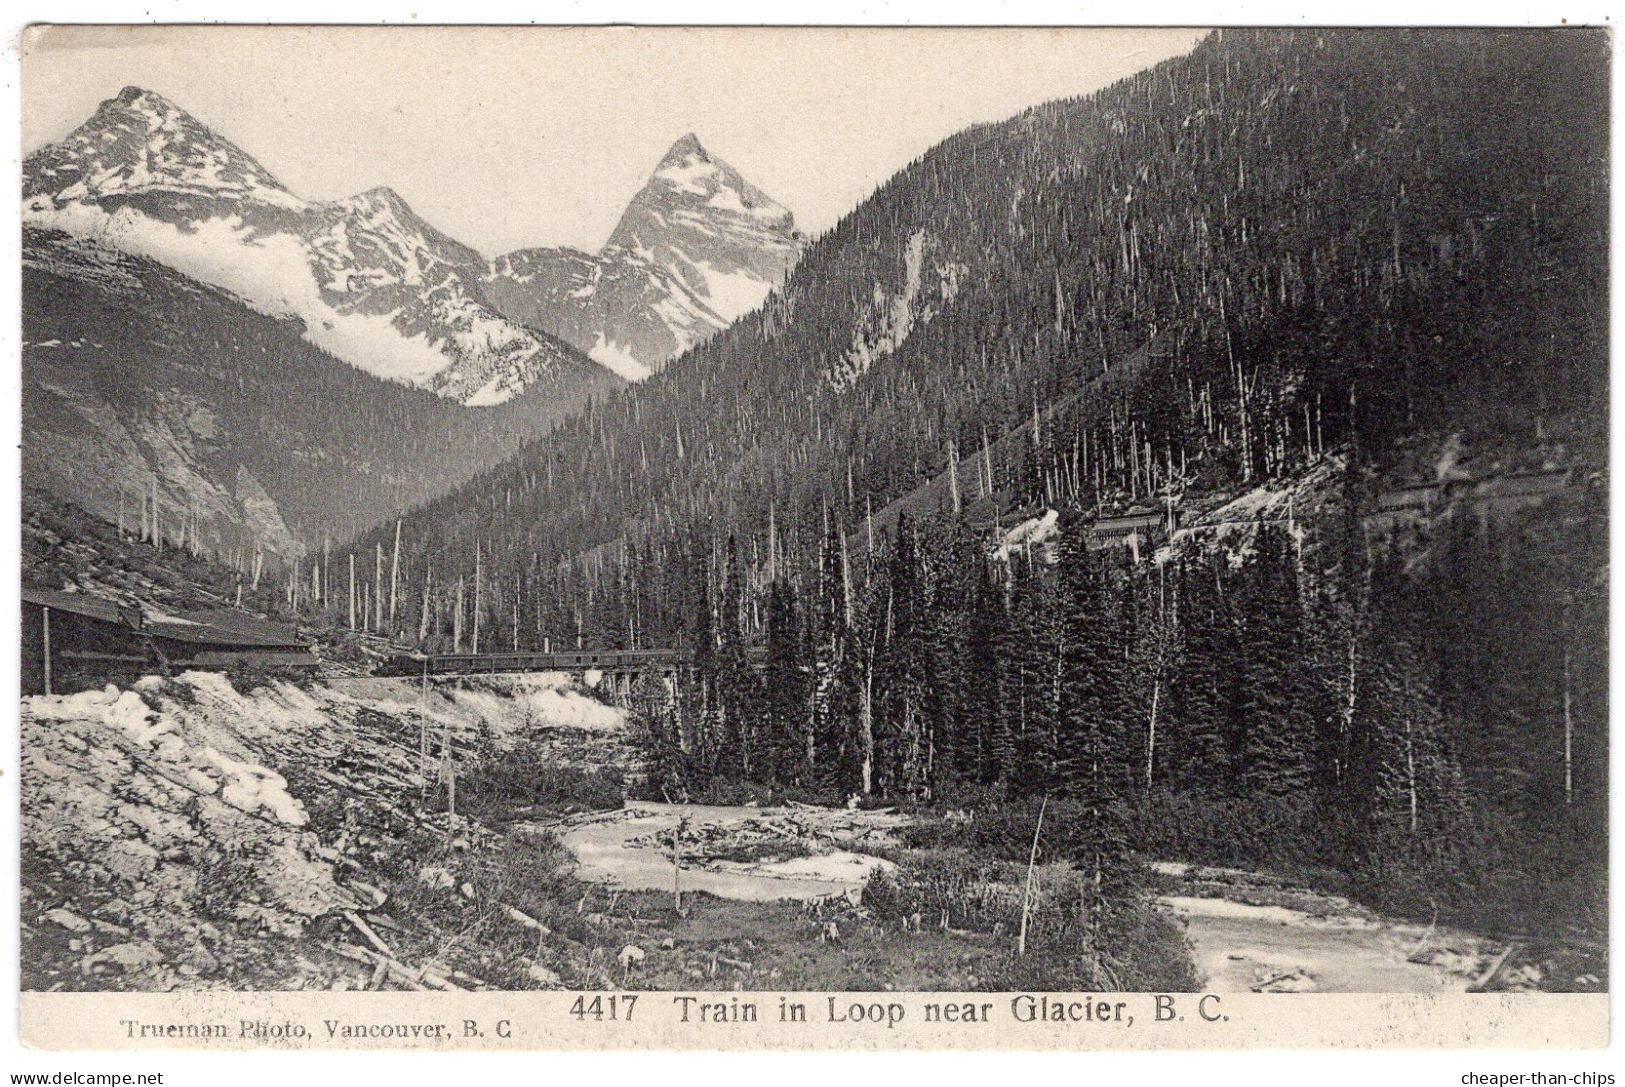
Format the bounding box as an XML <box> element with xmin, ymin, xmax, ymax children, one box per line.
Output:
<box><xmin>21</xmin><ymin>670</ymin><xmax>637</xmax><ymax>991</ymax></box>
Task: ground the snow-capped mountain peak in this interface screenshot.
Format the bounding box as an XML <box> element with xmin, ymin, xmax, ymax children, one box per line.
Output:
<box><xmin>336</xmin><ymin>184</ymin><xmax>411</xmax><ymax>216</ymax></box>
<box><xmin>23</xmin><ymin>88</ymin><xmax>611</xmax><ymax>406</ymax></box>
<box><xmin>653</xmin><ymin>129</ymin><xmax>705</xmax><ymax>162</ymax></box>
<box><xmin>642</xmin><ymin>131</ymin><xmax>772</xmax><ymax>208</ymax></box>
<box><xmin>25</xmin><ymin>85</ymin><xmax>301</xmax><ymax>210</ymax></box>
<box><xmin>481</xmin><ymin>132</ymin><xmax>804</xmax><ymax>378</ymax></box>
<box><xmin>611</xmin><ymin>133</ymin><xmax>797</xmax><ymax>251</ymax></box>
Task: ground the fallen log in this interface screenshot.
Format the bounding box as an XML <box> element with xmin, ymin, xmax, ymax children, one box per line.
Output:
<box><xmin>325</xmin><ymin>942</ymin><xmax>427</xmax><ymax>991</ymax></box>
<box><xmin>504</xmin><ymin>906</ymin><xmax>552</xmax><ymax>935</ymax></box>
<box><xmin>1250</xmin><ymin>971</ymin><xmax>1300</xmax><ymax>992</ymax></box>
<box><xmin>1467</xmin><ymin>944</ymin><xmax>1519</xmax><ymax>993</ymax></box>
<box><xmin>347</xmin><ymin>879</ymin><xmax>389</xmax><ymax>907</ymax></box>
<box><xmin>343</xmin><ymin>910</ymin><xmax>396</xmax><ymax>958</ymax></box>
<box><xmin>347</xmin><ymin>943</ymin><xmax>465</xmax><ymax>992</ymax></box>
<box><xmin>1403</xmin><ymin>901</ymin><xmax>1440</xmax><ymax>964</ymax></box>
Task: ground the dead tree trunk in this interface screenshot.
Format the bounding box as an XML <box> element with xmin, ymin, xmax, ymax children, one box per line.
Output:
<box><xmin>389</xmin><ymin>520</ymin><xmax>402</xmax><ymax>627</ymax></box>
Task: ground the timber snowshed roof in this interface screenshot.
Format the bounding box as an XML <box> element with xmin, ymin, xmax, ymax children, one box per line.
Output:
<box><xmin>21</xmin><ymin>587</ymin><xmax>138</xmax><ymax>626</ymax></box>
<box><xmin>148</xmin><ymin>607</ymin><xmax>307</xmax><ymax>648</ymax></box>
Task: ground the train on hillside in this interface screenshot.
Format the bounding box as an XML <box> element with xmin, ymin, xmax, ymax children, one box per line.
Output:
<box><xmin>374</xmin><ymin>647</ymin><xmax>689</xmax><ymax>678</ymax></box>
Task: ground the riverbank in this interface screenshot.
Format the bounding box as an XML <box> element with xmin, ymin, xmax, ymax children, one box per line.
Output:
<box><xmin>1152</xmin><ymin>861</ymin><xmax>1602</xmax><ymax>993</ymax></box>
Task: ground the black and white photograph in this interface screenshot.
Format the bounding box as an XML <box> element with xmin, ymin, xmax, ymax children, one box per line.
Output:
<box><xmin>10</xmin><ymin>19</ymin><xmax>1611</xmax><ymax>1053</ymax></box>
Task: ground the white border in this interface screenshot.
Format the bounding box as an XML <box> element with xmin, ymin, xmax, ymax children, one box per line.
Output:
<box><xmin>3</xmin><ymin>4</ymin><xmax>1619</xmax><ymax>1085</ymax></box>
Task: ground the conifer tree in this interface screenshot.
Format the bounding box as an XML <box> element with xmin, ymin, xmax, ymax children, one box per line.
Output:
<box><xmin>1234</xmin><ymin>524</ymin><xmax>1313</xmax><ymax>799</ymax></box>
<box><xmin>686</xmin><ymin>535</ymin><xmax>717</xmax><ymax>769</ymax></box>
<box><xmin>878</xmin><ymin>514</ymin><xmax>930</xmax><ymax>798</ymax></box>
<box><xmin>1164</xmin><ymin>552</ymin><xmax>1235</xmax><ymax>795</ymax></box>
<box><xmin>1054</xmin><ymin>511</ymin><xmax>1137</xmax><ymax>949</ymax></box>
<box><xmin>811</xmin><ymin>520</ymin><xmax>857</xmax><ymax>792</ymax></box>
<box><xmin>763</xmin><ymin>579</ymin><xmax>809</xmax><ymax>783</ymax></box>
<box><xmin>963</xmin><ymin>556</ymin><xmax>1007</xmax><ymax>786</ymax></box>
<box><xmin>716</xmin><ymin>535</ymin><xmax>754</xmax><ymax>778</ymax></box>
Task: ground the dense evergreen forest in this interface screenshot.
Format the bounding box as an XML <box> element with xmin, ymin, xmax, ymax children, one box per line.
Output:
<box><xmin>313</xmin><ymin>30</ymin><xmax>1605</xmax><ymax>939</ymax></box>
<box><xmin>631</xmin><ymin>478</ymin><xmax>1605</xmax><ymax>940</ymax></box>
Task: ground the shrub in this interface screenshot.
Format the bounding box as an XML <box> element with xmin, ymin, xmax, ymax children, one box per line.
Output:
<box><xmin>446</xmin><ymin>741</ymin><xmax>626</xmax><ymax>823</ymax></box>
<box><xmin>865</xmin><ymin>848</ymin><xmax>1025</xmax><ymax>933</ymax></box>
<box><xmin>866</xmin><ymin>848</ymin><xmax>1198</xmax><ymax>992</ymax></box>
<box><xmin>1123</xmin><ymin>790</ymin><xmax>1323</xmax><ymax>871</ymax></box>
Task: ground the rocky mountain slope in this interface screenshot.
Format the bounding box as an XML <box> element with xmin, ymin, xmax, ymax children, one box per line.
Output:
<box><xmin>23</xmin><ymin>229</ymin><xmax>620</xmax><ymax>558</ymax></box>
<box><xmin>24</xmin><ymin>86</ymin><xmax>614</xmax><ymax>405</ymax></box>
<box><xmin>481</xmin><ymin>134</ymin><xmax>803</xmax><ymax>379</ymax></box>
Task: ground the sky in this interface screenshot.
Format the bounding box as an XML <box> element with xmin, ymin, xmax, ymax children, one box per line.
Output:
<box><xmin>23</xmin><ymin>26</ymin><xmax>1206</xmax><ymax>256</ymax></box>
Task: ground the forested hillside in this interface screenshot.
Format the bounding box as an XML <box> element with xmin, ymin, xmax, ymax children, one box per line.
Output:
<box><xmin>346</xmin><ymin>28</ymin><xmax>1604</xmax><ymax>642</ymax></box>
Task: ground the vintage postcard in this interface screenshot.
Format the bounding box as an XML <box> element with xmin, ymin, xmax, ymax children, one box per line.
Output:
<box><xmin>14</xmin><ymin>23</ymin><xmax>1609</xmax><ymax>1053</ymax></box>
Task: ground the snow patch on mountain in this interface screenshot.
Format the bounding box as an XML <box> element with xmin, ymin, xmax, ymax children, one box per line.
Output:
<box><xmin>27</xmin><ymin>201</ymin><xmax>458</xmax><ymax>389</ymax></box>
<box><xmin>697</xmin><ymin>261</ymin><xmax>777</xmax><ymax>320</ymax></box>
<box><xmin>588</xmin><ymin>334</ymin><xmax>654</xmax><ymax>383</ymax></box>
<box><xmin>655</xmin><ymin>156</ymin><xmax>719</xmax><ymax>197</ymax></box>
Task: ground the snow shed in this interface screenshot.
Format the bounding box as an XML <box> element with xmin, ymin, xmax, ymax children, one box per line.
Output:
<box><xmin>21</xmin><ymin>588</ymin><xmax>145</xmax><ymax>695</ymax></box>
<box><xmin>146</xmin><ymin>608</ymin><xmax>318</xmax><ymax>673</ymax></box>
<box><xmin>21</xmin><ymin>588</ymin><xmax>316</xmax><ymax>695</ymax></box>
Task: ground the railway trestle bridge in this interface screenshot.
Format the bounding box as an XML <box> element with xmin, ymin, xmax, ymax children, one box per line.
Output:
<box><xmin>378</xmin><ymin>647</ymin><xmax>765</xmax><ymax>706</ymax></box>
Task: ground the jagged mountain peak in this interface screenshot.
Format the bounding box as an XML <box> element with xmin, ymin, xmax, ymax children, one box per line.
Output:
<box><xmin>481</xmin><ymin>130</ymin><xmax>804</xmax><ymax>379</ymax></box>
<box><xmin>327</xmin><ymin>184</ymin><xmax>429</xmax><ymax>230</ymax></box>
<box><xmin>95</xmin><ymin>85</ymin><xmax>198</xmax><ymax>128</ymax></box>
<box><xmin>26</xmin><ymin>83</ymin><xmax>297</xmax><ymax>207</ymax></box>
<box><xmin>659</xmin><ymin>131</ymin><xmax>707</xmax><ymax>164</ymax></box>
<box><xmin>316</xmin><ymin>183</ymin><xmax>487</xmax><ymax>271</ymax></box>
<box><xmin>346</xmin><ymin>183</ymin><xmax>408</xmax><ymax>208</ymax></box>
<box><xmin>112</xmin><ymin>84</ymin><xmax>175</xmax><ymax>111</ymax></box>
<box><xmin>617</xmin><ymin>132</ymin><xmax>796</xmax><ymax>242</ymax></box>
<box><xmin>108</xmin><ymin>83</ymin><xmax>181</xmax><ymax>112</ymax></box>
